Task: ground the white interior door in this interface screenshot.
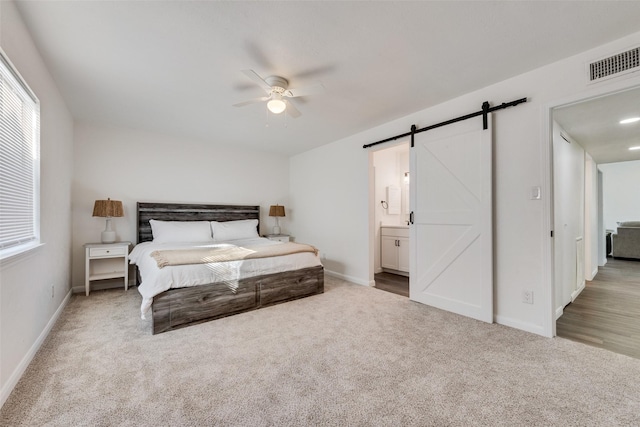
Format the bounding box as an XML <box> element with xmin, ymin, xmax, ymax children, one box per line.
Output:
<box><xmin>409</xmin><ymin>115</ymin><xmax>493</xmax><ymax>323</ymax></box>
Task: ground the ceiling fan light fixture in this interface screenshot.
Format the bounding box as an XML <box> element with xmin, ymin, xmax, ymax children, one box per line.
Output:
<box><xmin>267</xmin><ymin>94</ymin><xmax>286</xmax><ymax>114</ymax></box>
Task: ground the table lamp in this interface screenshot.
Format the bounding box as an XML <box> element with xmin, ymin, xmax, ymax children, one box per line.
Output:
<box><xmin>92</xmin><ymin>198</ymin><xmax>124</xmax><ymax>243</ymax></box>
<box><xmin>268</xmin><ymin>204</ymin><xmax>285</xmax><ymax>235</ymax></box>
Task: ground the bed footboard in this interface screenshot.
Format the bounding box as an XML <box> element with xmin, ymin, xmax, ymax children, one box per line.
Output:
<box><xmin>152</xmin><ymin>266</ymin><xmax>324</xmax><ymax>334</ymax></box>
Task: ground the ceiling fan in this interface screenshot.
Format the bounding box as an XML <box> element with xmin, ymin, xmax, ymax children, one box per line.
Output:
<box><xmin>233</xmin><ymin>69</ymin><xmax>325</xmax><ymax>118</ymax></box>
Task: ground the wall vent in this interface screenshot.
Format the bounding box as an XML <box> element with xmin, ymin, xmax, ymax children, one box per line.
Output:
<box><xmin>588</xmin><ymin>47</ymin><xmax>639</xmax><ymax>83</ymax></box>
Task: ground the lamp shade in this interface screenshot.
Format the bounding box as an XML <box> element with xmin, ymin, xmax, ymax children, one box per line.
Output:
<box><xmin>92</xmin><ymin>198</ymin><xmax>124</xmax><ymax>218</ymax></box>
<box><xmin>269</xmin><ymin>205</ymin><xmax>285</xmax><ymax>217</ymax></box>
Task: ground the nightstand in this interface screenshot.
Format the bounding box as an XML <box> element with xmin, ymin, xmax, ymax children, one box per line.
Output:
<box><xmin>266</xmin><ymin>234</ymin><xmax>290</xmax><ymax>243</ymax></box>
<box><xmin>84</xmin><ymin>242</ymin><xmax>131</xmax><ymax>296</ymax></box>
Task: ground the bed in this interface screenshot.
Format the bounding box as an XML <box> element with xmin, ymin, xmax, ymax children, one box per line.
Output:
<box><xmin>132</xmin><ymin>202</ymin><xmax>324</xmax><ymax>334</ymax></box>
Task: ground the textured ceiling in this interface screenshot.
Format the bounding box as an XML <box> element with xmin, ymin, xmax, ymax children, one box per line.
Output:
<box><xmin>14</xmin><ymin>1</ymin><xmax>640</xmax><ymax>156</ymax></box>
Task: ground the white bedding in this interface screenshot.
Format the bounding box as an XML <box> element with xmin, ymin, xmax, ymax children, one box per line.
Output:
<box><xmin>130</xmin><ymin>237</ymin><xmax>322</xmax><ymax>318</ymax></box>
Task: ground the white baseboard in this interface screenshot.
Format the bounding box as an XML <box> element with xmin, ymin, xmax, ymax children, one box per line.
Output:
<box><xmin>494</xmin><ymin>314</ymin><xmax>547</xmax><ymax>337</ymax></box>
<box><xmin>555</xmin><ymin>306</ymin><xmax>564</xmax><ymax>320</ymax></box>
<box><xmin>571</xmin><ymin>282</ymin><xmax>586</xmax><ymax>302</ymax></box>
<box><xmin>324</xmin><ymin>269</ymin><xmax>370</xmax><ymax>287</ymax></box>
<box><xmin>0</xmin><ymin>289</ymin><xmax>72</xmax><ymax>409</ymax></box>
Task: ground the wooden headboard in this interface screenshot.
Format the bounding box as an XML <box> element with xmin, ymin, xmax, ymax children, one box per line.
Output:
<box><xmin>137</xmin><ymin>202</ymin><xmax>261</xmax><ymax>243</ymax></box>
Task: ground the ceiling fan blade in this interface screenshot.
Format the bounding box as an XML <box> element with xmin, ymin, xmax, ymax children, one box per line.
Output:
<box><xmin>286</xmin><ymin>83</ymin><xmax>325</xmax><ymax>98</ymax></box>
<box><xmin>241</xmin><ymin>69</ymin><xmax>272</xmax><ymax>93</ymax></box>
<box><xmin>285</xmin><ymin>99</ymin><xmax>301</xmax><ymax>118</ymax></box>
<box><xmin>232</xmin><ymin>96</ymin><xmax>269</xmax><ymax>107</ymax></box>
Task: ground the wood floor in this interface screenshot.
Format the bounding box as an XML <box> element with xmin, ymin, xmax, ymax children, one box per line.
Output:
<box><xmin>556</xmin><ymin>258</ymin><xmax>640</xmax><ymax>359</ymax></box>
<box><xmin>374</xmin><ymin>272</ymin><xmax>409</xmax><ymax>297</ymax></box>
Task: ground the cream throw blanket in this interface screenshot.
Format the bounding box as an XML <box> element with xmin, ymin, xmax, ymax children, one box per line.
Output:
<box><xmin>151</xmin><ymin>242</ymin><xmax>319</xmax><ymax>268</ymax></box>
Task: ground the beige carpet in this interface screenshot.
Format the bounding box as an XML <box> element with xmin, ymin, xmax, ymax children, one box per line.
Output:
<box><xmin>2</xmin><ymin>276</ymin><xmax>640</xmax><ymax>426</ymax></box>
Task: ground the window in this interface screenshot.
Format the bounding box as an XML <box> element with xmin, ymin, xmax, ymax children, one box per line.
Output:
<box><xmin>0</xmin><ymin>49</ymin><xmax>40</xmax><ymax>258</ymax></box>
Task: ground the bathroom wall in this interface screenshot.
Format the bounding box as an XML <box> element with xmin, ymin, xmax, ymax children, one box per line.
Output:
<box><xmin>372</xmin><ymin>143</ymin><xmax>410</xmax><ymax>272</ymax></box>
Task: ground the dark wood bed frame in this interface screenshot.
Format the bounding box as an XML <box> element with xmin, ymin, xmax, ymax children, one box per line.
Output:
<box><xmin>137</xmin><ymin>202</ymin><xmax>324</xmax><ymax>334</ymax></box>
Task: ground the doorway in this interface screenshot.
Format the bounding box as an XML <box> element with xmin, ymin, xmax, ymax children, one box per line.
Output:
<box><xmin>550</xmin><ymin>85</ymin><xmax>640</xmax><ymax>350</ymax></box>
<box><xmin>370</xmin><ymin>142</ymin><xmax>410</xmax><ymax>297</ymax></box>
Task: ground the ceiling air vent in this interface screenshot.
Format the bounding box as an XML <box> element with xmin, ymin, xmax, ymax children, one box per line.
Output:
<box><xmin>588</xmin><ymin>47</ymin><xmax>639</xmax><ymax>83</ymax></box>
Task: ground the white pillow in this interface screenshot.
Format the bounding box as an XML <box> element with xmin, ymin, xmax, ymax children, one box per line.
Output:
<box><xmin>212</xmin><ymin>219</ymin><xmax>259</xmax><ymax>241</ymax></box>
<box><xmin>149</xmin><ymin>220</ymin><xmax>213</xmax><ymax>243</ymax></box>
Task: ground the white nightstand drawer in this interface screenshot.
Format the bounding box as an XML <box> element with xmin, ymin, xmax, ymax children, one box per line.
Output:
<box><xmin>266</xmin><ymin>234</ymin><xmax>290</xmax><ymax>243</ymax></box>
<box><xmin>89</xmin><ymin>246</ymin><xmax>126</xmax><ymax>257</ymax></box>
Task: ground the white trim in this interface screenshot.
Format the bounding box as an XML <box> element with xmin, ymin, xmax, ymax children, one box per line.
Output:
<box><xmin>0</xmin><ymin>289</ymin><xmax>72</xmax><ymax>409</ymax></box>
<box><xmin>571</xmin><ymin>282</ymin><xmax>586</xmax><ymax>302</ymax></box>
<box><xmin>540</xmin><ymin>102</ymin><xmax>555</xmax><ymax>338</ymax></box>
<box><xmin>555</xmin><ymin>306</ymin><xmax>564</xmax><ymax>321</ymax></box>
<box><xmin>0</xmin><ymin>243</ymin><xmax>45</xmax><ymax>267</ymax></box>
<box><xmin>324</xmin><ymin>269</ymin><xmax>370</xmax><ymax>287</ymax></box>
<box><xmin>0</xmin><ymin>46</ymin><xmax>38</xmax><ymax>102</ymax></box>
<box><xmin>495</xmin><ymin>315</ymin><xmax>546</xmax><ymax>336</ymax></box>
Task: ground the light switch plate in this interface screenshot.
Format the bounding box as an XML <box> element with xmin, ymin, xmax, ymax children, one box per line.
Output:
<box><xmin>531</xmin><ymin>186</ymin><xmax>541</xmax><ymax>200</ymax></box>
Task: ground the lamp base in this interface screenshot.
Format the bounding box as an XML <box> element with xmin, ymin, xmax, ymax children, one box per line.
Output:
<box><xmin>101</xmin><ymin>218</ymin><xmax>116</xmax><ymax>243</ymax></box>
<box><xmin>101</xmin><ymin>230</ymin><xmax>116</xmax><ymax>243</ymax></box>
<box><xmin>272</xmin><ymin>226</ymin><xmax>281</xmax><ymax>235</ymax></box>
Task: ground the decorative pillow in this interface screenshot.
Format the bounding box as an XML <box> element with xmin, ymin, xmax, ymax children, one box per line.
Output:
<box><xmin>618</xmin><ymin>221</ymin><xmax>640</xmax><ymax>228</ymax></box>
<box><xmin>212</xmin><ymin>219</ymin><xmax>259</xmax><ymax>241</ymax></box>
<box><xmin>149</xmin><ymin>220</ymin><xmax>213</xmax><ymax>243</ymax></box>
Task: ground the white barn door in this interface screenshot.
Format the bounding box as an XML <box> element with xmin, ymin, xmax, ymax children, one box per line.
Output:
<box><xmin>409</xmin><ymin>115</ymin><xmax>493</xmax><ymax>323</ymax></box>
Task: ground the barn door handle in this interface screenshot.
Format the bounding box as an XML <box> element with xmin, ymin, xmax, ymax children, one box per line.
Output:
<box><xmin>409</xmin><ymin>211</ymin><xmax>414</xmax><ymax>225</ymax></box>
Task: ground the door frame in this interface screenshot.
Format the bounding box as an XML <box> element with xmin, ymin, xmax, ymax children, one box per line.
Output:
<box><xmin>542</xmin><ymin>78</ymin><xmax>640</xmax><ymax>338</ymax></box>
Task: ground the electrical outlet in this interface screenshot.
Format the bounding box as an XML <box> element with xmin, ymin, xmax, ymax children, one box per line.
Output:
<box><xmin>51</xmin><ymin>284</ymin><xmax>55</xmax><ymax>298</ymax></box>
<box><xmin>522</xmin><ymin>290</ymin><xmax>534</xmax><ymax>304</ymax></box>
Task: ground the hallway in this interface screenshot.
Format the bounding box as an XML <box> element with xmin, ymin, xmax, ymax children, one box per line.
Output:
<box><xmin>556</xmin><ymin>258</ymin><xmax>640</xmax><ymax>359</ymax></box>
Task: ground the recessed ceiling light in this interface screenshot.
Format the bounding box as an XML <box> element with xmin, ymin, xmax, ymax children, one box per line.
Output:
<box><xmin>620</xmin><ymin>117</ymin><xmax>640</xmax><ymax>124</ymax></box>
<box><xmin>629</xmin><ymin>146</ymin><xmax>640</xmax><ymax>151</ymax></box>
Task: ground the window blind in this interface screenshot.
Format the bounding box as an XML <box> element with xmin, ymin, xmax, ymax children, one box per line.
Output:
<box><xmin>0</xmin><ymin>51</ymin><xmax>40</xmax><ymax>252</ymax></box>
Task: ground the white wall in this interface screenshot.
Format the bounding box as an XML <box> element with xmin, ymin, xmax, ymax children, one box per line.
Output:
<box><xmin>71</xmin><ymin>122</ymin><xmax>291</xmax><ymax>289</ymax></box>
<box><xmin>599</xmin><ymin>160</ymin><xmax>640</xmax><ymax>231</ymax></box>
<box><xmin>0</xmin><ymin>0</ymin><xmax>74</xmax><ymax>406</ymax></box>
<box><xmin>289</xmin><ymin>30</ymin><xmax>640</xmax><ymax>336</ymax></box>
<box><xmin>290</xmin><ymin>134</ymin><xmax>372</xmax><ymax>285</ymax></box>
<box><xmin>553</xmin><ymin>123</ymin><xmax>585</xmax><ymax>313</ymax></box>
